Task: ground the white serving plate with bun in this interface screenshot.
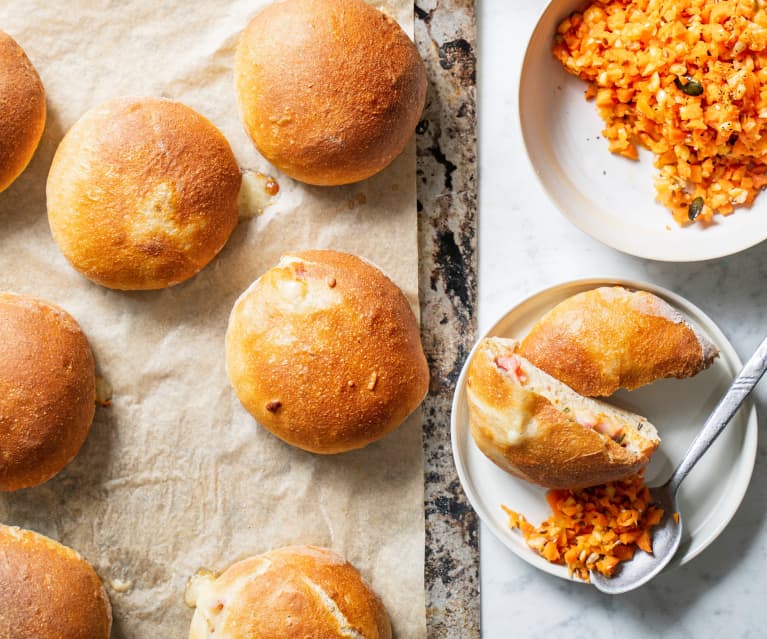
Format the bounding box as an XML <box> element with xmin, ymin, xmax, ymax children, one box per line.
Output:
<box><xmin>451</xmin><ymin>279</ymin><xmax>757</xmax><ymax>582</ymax></box>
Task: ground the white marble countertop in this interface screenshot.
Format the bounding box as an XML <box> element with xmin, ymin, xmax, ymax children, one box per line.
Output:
<box><xmin>477</xmin><ymin>1</ymin><xmax>767</xmax><ymax>637</ymax></box>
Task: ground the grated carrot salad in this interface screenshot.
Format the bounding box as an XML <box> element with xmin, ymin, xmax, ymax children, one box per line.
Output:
<box><xmin>553</xmin><ymin>0</ymin><xmax>767</xmax><ymax>225</ymax></box>
<box><xmin>503</xmin><ymin>473</ymin><xmax>664</xmax><ymax>582</ymax></box>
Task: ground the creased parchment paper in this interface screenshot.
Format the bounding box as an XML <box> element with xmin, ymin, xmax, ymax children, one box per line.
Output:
<box><xmin>0</xmin><ymin>2</ymin><xmax>425</xmax><ymax>637</ymax></box>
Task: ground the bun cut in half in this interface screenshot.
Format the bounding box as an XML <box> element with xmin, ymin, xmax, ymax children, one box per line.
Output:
<box><xmin>234</xmin><ymin>0</ymin><xmax>427</xmax><ymax>186</ymax></box>
<box><xmin>188</xmin><ymin>545</ymin><xmax>391</xmax><ymax>639</ymax></box>
<box><xmin>0</xmin><ymin>293</ymin><xmax>95</xmax><ymax>491</ymax></box>
<box><xmin>519</xmin><ymin>286</ymin><xmax>719</xmax><ymax>397</ymax></box>
<box><xmin>47</xmin><ymin>97</ymin><xmax>242</xmax><ymax>290</ymax></box>
<box><xmin>0</xmin><ymin>525</ymin><xmax>111</xmax><ymax>639</ymax></box>
<box><xmin>0</xmin><ymin>31</ymin><xmax>46</xmax><ymax>193</ymax></box>
<box><xmin>226</xmin><ymin>250</ymin><xmax>429</xmax><ymax>454</ymax></box>
<box><xmin>467</xmin><ymin>337</ymin><xmax>659</xmax><ymax>489</ymax></box>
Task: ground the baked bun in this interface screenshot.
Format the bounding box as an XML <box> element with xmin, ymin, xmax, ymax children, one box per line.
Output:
<box><xmin>234</xmin><ymin>0</ymin><xmax>427</xmax><ymax>186</ymax></box>
<box><xmin>225</xmin><ymin>250</ymin><xmax>429</xmax><ymax>453</ymax></box>
<box><xmin>0</xmin><ymin>525</ymin><xmax>111</xmax><ymax>638</ymax></box>
<box><xmin>46</xmin><ymin>97</ymin><xmax>241</xmax><ymax>290</ymax></box>
<box><xmin>0</xmin><ymin>31</ymin><xmax>46</xmax><ymax>193</ymax></box>
<box><xmin>467</xmin><ymin>337</ymin><xmax>659</xmax><ymax>489</ymax></box>
<box><xmin>188</xmin><ymin>545</ymin><xmax>391</xmax><ymax>639</ymax></box>
<box><xmin>520</xmin><ymin>286</ymin><xmax>719</xmax><ymax>397</ymax></box>
<box><xmin>0</xmin><ymin>293</ymin><xmax>95</xmax><ymax>491</ymax></box>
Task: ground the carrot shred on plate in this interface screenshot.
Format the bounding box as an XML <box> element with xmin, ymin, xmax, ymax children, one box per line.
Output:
<box><xmin>553</xmin><ymin>0</ymin><xmax>767</xmax><ymax>226</ymax></box>
<box><xmin>503</xmin><ymin>473</ymin><xmax>664</xmax><ymax>582</ymax></box>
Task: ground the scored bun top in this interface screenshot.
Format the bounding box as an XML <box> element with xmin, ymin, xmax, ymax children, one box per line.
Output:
<box><xmin>188</xmin><ymin>545</ymin><xmax>391</xmax><ymax>639</ymax></box>
<box><xmin>0</xmin><ymin>31</ymin><xmax>46</xmax><ymax>193</ymax></box>
<box><xmin>0</xmin><ymin>293</ymin><xmax>95</xmax><ymax>491</ymax></box>
<box><xmin>225</xmin><ymin>250</ymin><xmax>429</xmax><ymax>454</ymax></box>
<box><xmin>0</xmin><ymin>525</ymin><xmax>112</xmax><ymax>639</ymax></box>
<box><xmin>519</xmin><ymin>286</ymin><xmax>719</xmax><ymax>397</ymax></box>
<box><xmin>234</xmin><ymin>0</ymin><xmax>427</xmax><ymax>186</ymax></box>
<box><xmin>46</xmin><ymin>97</ymin><xmax>242</xmax><ymax>290</ymax></box>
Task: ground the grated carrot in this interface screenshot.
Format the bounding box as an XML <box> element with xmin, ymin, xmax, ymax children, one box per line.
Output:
<box><xmin>503</xmin><ymin>473</ymin><xmax>664</xmax><ymax>582</ymax></box>
<box><xmin>553</xmin><ymin>0</ymin><xmax>767</xmax><ymax>226</ymax></box>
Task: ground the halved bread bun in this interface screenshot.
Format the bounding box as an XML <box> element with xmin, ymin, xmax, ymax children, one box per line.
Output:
<box><xmin>519</xmin><ymin>286</ymin><xmax>719</xmax><ymax>397</ymax></box>
<box><xmin>466</xmin><ymin>337</ymin><xmax>659</xmax><ymax>489</ymax></box>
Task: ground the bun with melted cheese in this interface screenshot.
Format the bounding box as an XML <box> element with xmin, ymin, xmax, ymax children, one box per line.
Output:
<box><xmin>234</xmin><ymin>0</ymin><xmax>427</xmax><ymax>186</ymax></box>
<box><xmin>188</xmin><ymin>545</ymin><xmax>391</xmax><ymax>639</ymax></box>
<box><xmin>225</xmin><ymin>250</ymin><xmax>429</xmax><ymax>453</ymax></box>
<box><xmin>0</xmin><ymin>31</ymin><xmax>46</xmax><ymax>193</ymax></box>
<box><xmin>0</xmin><ymin>293</ymin><xmax>95</xmax><ymax>491</ymax></box>
<box><xmin>0</xmin><ymin>525</ymin><xmax>111</xmax><ymax>638</ymax></box>
<box><xmin>46</xmin><ymin>97</ymin><xmax>241</xmax><ymax>290</ymax></box>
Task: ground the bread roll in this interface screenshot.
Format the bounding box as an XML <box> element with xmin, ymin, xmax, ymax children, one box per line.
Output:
<box><xmin>0</xmin><ymin>525</ymin><xmax>111</xmax><ymax>639</ymax></box>
<box><xmin>234</xmin><ymin>0</ymin><xmax>427</xmax><ymax>186</ymax></box>
<box><xmin>519</xmin><ymin>286</ymin><xmax>719</xmax><ymax>397</ymax></box>
<box><xmin>225</xmin><ymin>250</ymin><xmax>429</xmax><ymax>453</ymax></box>
<box><xmin>0</xmin><ymin>31</ymin><xmax>46</xmax><ymax>193</ymax></box>
<box><xmin>0</xmin><ymin>293</ymin><xmax>95</xmax><ymax>491</ymax></box>
<box><xmin>467</xmin><ymin>337</ymin><xmax>659</xmax><ymax>489</ymax></box>
<box><xmin>187</xmin><ymin>546</ymin><xmax>391</xmax><ymax>639</ymax></box>
<box><xmin>46</xmin><ymin>97</ymin><xmax>241</xmax><ymax>290</ymax></box>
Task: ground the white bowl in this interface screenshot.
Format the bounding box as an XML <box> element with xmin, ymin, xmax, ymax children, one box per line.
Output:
<box><xmin>520</xmin><ymin>1</ymin><xmax>767</xmax><ymax>261</ymax></box>
<box><xmin>451</xmin><ymin>279</ymin><xmax>758</xmax><ymax>582</ymax></box>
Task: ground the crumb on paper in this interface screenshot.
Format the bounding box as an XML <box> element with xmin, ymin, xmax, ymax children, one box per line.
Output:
<box><xmin>109</xmin><ymin>577</ymin><xmax>134</xmax><ymax>593</ymax></box>
<box><xmin>238</xmin><ymin>170</ymin><xmax>280</xmax><ymax>219</ymax></box>
<box><xmin>185</xmin><ymin>569</ymin><xmax>217</xmax><ymax>608</ymax></box>
<box><xmin>95</xmin><ymin>376</ymin><xmax>113</xmax><ymax>407</ymax></box>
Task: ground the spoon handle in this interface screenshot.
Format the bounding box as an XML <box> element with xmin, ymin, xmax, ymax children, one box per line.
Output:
<box><xmin>667</xmin><ymin>334</ymin><xmax>767</xmax><ymax>496</ymax></box>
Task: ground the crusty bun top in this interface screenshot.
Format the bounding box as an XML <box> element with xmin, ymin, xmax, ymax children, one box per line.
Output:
<box><xmin>0</xmin><ymin>525</ymin><xmax>112</xmax><ymax>639</ymax></box>
<box><xmin>0</xmin><ymin>30</ymin><xmax>46</xmax><ymax>193</ymax></box>
<box><xmin>225</xmin><ymin>250</ymin><xmax>429</xmax><ymax>454</ymax></box>
<box><xmin>46</xmin><ymin>97</ymin><xmax>242</xmax><ymax>290</ymax></box>
<box><xmin>188</xmin><ymin>545</ymin><xmax>391</xmax><ymax>639</ymax></box>
<box><xmin>520</xmin><ymin>286</ymin><xmax>719</xmax><ymax>397</ymax></box>
<box><xmin>234</xmin><ymin>0</ymin><xmax>427</xmax><ymax>186</ymax></box>
<box><xmin>0</xmin><ymin>293</ymin><xmax>95</xmax><ymax>491</ymax></box>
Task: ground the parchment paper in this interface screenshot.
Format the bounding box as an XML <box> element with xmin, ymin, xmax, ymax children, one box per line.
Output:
<box><xmin>0</xmin><ymin>2</ymin><xmax>425</xmax><ymax>637</ymax></box>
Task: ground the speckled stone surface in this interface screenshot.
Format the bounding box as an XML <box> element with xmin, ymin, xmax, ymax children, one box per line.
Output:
<box><xmin>415</xmin><ymin>2</ymin><xmax>480</xmax><ymax>637</ymax></box>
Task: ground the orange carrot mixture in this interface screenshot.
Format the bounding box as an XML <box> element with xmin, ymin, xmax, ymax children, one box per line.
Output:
<box><xmin>503</xmin><ymin>473</ymin><xmax>664</xmax><ymax>581</ymax></box>
<box><xmin>553</xmin><ymin>0</ymin><xmax>767</xmax><ymax>225</ymax></box>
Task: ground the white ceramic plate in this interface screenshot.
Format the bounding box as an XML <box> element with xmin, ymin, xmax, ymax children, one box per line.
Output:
<box><xmin>519</xmin><ymin>1</ymin><xmax>767</xmax><ymax>261</ymax></box>
<box><xmin>451</xmin><ymin>279</ymin><xmax>758</xmax><ymax>582</ymax></box>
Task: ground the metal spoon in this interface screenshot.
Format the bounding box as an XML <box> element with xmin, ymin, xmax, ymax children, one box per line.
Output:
<box><xmin>591</xmin><ymin>334</ymin><xmax>767</xmax><ymax>594</ymax></box>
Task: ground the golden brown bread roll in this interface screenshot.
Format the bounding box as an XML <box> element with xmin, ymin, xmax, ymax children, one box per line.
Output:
<box><xmin>46</xmin><ymin>97</ymin><xmax>242</xmax><ymax>290</ymax></box>
<box><xmin>0</xmin><ymin>525</ymin><xmax>112</xmax><ymax>639</ymax></box>
<box><xmin>0</xmin><ymin>31</ymin><xmax>46</xmax><ymax>193</ymax></box>
<box><xmin>187</xmin><ymin>545</ymin><xmax>391</xmax><ymax>639</ymax></box>
<box><xmin>467</xmin><ymin>337</ymin><xmax>659</xmax><ymax>489</ymax></box>
<box><xmin>225</xmin><ymin>250</ymin><xmax>429</xmax><ymax>453</ymax></box>
<box><xmin>234</xmin><ymin>0</ymin><xmax>427</xmax><ymax>186</ymax></box>
<box><xmin>519</xmin><ymin>286</ymin><xmax>719</xmax><ymax>397</ymax></box>
<box><xmin>0</xmin><ymin>293</ymin><xmax>95</xmax><ymax>491</ymax></box>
